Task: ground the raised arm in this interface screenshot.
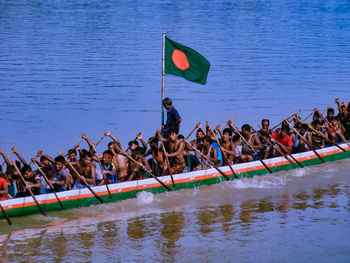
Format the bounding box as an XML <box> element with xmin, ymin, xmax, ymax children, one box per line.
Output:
<box><xmin>12</xmin><ymin>147</ymin><xmax>27</xmax><ymax>165</ymax></box>
<box><xmin>0</xmin><ymin>148</ymin><xmax>11</xmax><ymax>167</ymax></box>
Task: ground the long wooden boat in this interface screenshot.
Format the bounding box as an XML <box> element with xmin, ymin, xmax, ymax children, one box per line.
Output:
<box><xmin>1</xmin><ymin>143</ymin><xmax>349</xmax><ymax>220</ymax></box>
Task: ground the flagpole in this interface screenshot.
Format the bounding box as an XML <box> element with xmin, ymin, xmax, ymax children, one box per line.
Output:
<box><xmin>161</xmin><ymin>31</ymin><xmax>165</xmax><ymax>126</ymax></box>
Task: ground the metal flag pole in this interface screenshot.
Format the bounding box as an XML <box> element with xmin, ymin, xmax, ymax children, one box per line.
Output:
<box><xmin>161</xmin><ymin>31</ymin><xmax>165</xmax><ymax>126</ymax></box>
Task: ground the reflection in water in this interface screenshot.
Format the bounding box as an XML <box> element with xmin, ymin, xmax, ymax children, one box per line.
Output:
<box><xmin>0</xmin><ymin>180</ymin><xmax>349</xmax><ymax>262</ymax></box>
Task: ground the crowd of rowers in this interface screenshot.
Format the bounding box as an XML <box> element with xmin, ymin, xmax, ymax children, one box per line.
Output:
<box><xmin>0</xmin><ymin>98</ymin><xmax>350</xmax><ymax>201</ymax></box>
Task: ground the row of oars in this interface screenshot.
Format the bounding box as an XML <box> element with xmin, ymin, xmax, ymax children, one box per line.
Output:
<box><xmin>1</xmin><ymin>100</ymin><xmax>347</xmax><ymax>225</ymax></box>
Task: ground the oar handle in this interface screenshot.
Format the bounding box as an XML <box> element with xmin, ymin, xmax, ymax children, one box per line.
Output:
<box><xmin>12</xmin><ymin>164</ymin><xmax>47</xmax><ymax>216</ymax></box>
<box><xmin>230</xmin><ymin>123</ymin><xmax>272</xmax><ymax>173</ymax></box>
<box><xmin>185</xmin><ymin>122</ymin><xmax>201</xmax><ymax>140</ymax></box>
<box><xmin>284</xmin><ymin>119</ymin><xmax>325</xmax><ymax>163</ymax></box>
<box><xmin>184</xmin><ymin>140</ymin><xmax>229</xmax><ymax>180</ymax></box>
<box><xmin>32</xmin><ymin>160</ymin><xmax>65</xmax><ymax>209</ymax></box>
<box><xmin>0</xmin><ymin>204</ymin><xmax>12</xmax><ymax>225</ymax></box>
<box><xmin>208</xmin><ymin>126</ymin><xmax>237</xmax><ymax>179</ymax></box>
<box><xmin>272</xmin><ymin>111</ymin><xmax>301</xmax><ymax>130</ymax></box>
<box><xmin>59</xmin><ymin>152</ymin><xmax>103</xmax><ymax>203</ymax></box>
<box><xmin>156</xmin><ymin>132</ymin><xmax>175</xmax><ymax>187</ymax></box>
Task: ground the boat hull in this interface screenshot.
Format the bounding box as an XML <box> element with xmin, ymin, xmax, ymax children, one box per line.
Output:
<box><xmin>1</xmin><ymin>144</ymin><xmax>349</xmax><ymax>219</ymax></box>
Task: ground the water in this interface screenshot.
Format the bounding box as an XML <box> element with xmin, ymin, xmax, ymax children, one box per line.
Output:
<box><xmin>1</xmin><ymin>0</ymin><xmax>350</xmax><ymax>261</ymax></box>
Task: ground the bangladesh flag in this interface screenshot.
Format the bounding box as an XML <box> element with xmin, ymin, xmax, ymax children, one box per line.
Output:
<box><xmin>164</xmin><ymin>37</ymin><xmax>210</xmax><ymax>85</ymax></box>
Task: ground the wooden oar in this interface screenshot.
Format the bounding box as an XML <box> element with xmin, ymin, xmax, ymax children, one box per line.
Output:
<box><xmin>122</xmin><ymin>151</ymin><xmax>171</xmax><ymax>191</ymax></box>
<box><xmin>90</xmin><ymin>144</ymin><xmax>112</xmax><ymax>199</ymax></box>
<box><xmin>106</xmin><ymin>133</ymin><xmax>171</xmax><ymax>191</ymax></box>
<box><xmin>157</xmin><ymin>132</ymin><xmax>175</xmax><ymax>188</ymax></box>
<box><xmin>257</xmin><ymin>125</ymin><xmax>304</xmax><ymax>168</ymax></box>
<box><xmin>13</xmin><ymin>165</ymin><xmax>47</xmax><ymax>216</ymax></box>
<box><xmin>59</xmin><ymin>152</ymin><xmax>103</xmax><ymax>203</ymax></box>
<box><xmin>1</xmin><ymin>149</ymin><xmax>15</xmax><ymax>167</ymax></box>
<box><xmin>95</xmin><ymin>134</ymin><xmax>106</xmax><ymax>146</ymax></box>
<box><xmin>321</xmin><ymin>101</ymin><xmax>336</xmax><ymax>115</ymax></box>
<box><xmin>185</xmin><ymin>122</ymin><xmax>201</xmax><ymax>140</ymax></box>
<box><xmin>0</xmin><ymin>203</ymin><xmax>12</xmax><ymax>225</ymax></box>
<box><xmin>294</xmin><ymin>114</ymin><xmax>347</xmax><ymax>153</ymax></box>
<box><xmin>223</xmin><ymin>115</ymin><xmax>236</xmax><ymax>128</ymax></box>
<box><xmin>184</xmin><ymin>140</ymin><xmax>229</xmax><ymax>180</ymax></box>
<box><xmin>229</xmin><ymin>122</ymin><xmax>273</xmax><ymax>173</ymax></box>
<box><xmin>302</xmin><ymin>109</ymin><xmax>316</xmax><ymax>123</ymax></box>
<box><xmin>254</xmin><ymin>129</ymin><xmax>294</xmax><ymax>166</ymax></box>
<box><xmin>32</xmin><ymin>160</ymin><xmax>65</xmax><ymax>209</ymax></box>
<box><xmin>284</xmin><ymin>119</ymin><xmax>325</xmax><ymax>163</ymax></box>
<box><xmin>28</xmin><ymin>151</ymin><xmax>42</xmax><ymax>165</ymax></box>
<box><xmin>315</xmin><ymin>109</ymin><xmax>350</xmax><ymax>148</ymax></box>
<box><xmin>272</xmin><ymin>111</ymin><xmax>301</xmax><ymax>130</ymax></box>
<box><xmin>208</xmin><ymin>126</ymin><xmax>238</xmax><ymax>179</ymax></box>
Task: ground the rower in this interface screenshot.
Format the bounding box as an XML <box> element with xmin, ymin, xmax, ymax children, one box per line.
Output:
<box><xmin>0</xmin><ymin>166</ymin><xmax>8</xmax><ymax>200</ymax></box>
<box><xmin>240</xmin><ymin>124</ymin><xmax>262</xmax><ymax>162</ymax></box>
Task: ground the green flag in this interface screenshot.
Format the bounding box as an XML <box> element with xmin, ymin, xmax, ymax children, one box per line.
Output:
<box><xmin>164</xmin><ymin>37</ymin><xmax>210</xmax><ymax>85</ymax></box>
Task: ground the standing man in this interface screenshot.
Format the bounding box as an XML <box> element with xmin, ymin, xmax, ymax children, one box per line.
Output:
<box><xmin>161</xmin><ymin>97</ymin><xmax>181</xmax><ymax>138</ymax></box>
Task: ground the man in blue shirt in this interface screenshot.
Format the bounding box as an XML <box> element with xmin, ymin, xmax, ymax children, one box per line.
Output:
<box><xmin>162</xmin><ymin>97</ymin><xmax>182</xmax><ymax>138</ymax></box>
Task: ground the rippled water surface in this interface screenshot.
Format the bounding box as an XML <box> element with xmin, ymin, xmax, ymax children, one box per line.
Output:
<box><xmin>1</xmin><ymin>0</ymin><xmax>350</xmax><ymax>262</ymax></box>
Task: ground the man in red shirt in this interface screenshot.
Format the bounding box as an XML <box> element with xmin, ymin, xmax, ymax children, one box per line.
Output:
<box><xmin>271</xmin><ymin>126</ymin><xmax>293</xmax><ymax>156</ymax></box>
<box><xmin>0</xmin><ymin>166</ymin><xmax>8</xmax><ymax>200</ymax></box>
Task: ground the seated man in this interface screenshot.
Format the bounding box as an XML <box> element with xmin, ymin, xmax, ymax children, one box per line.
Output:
<box><xmin>163</xmin><ymin>129</ymin><xmax>186</xmax><ymax>175</ymax></box>
<box><xmin>219</xmin><ymin>128</ymin><xmax>236</xmax><ymax>165</ymax></box>
<box><xmin>144</xmin><ymin>137</ymin><xmax>164</xmax><ymax>177</ymax></box>
<box><xmin>311</xmin><ymin>120</ymin><xmax>329</xmax><ymax>149</ymax></box>
<box><xmin>0</xmin><ymin>166</ymin><xmax>8</xmax><ymax>200</ymax></box>
<box><xmin>16</xmin><ymin>165</ymin><xmax>41</xmax><ymax>197</ymax></box>
<box><xmin>193</xmin><ymin>136</ymin><xmax>217</xmax><ymax>170</ymax></box>
<box><xmin>69</xmin><ymin>151</ymin><xmax>96</xmax><ymax>189</ymax></box>
<box><xmin>126</xmin><ymin>147</ymin><xmax>150</xmax><ymax>181</ymax></box>
<box><xmin>240</xmin><ymin>124</ymin><xmax>262</xmax><ymax>162</ymax></box>
<box><xmin>271</xmin><ymin>126</ymin><xmax>293</xmax><ymax>156</ymax></box>
<box><xmin>295</xmin><ymin>123</ymin><xmax>312</xmax><ymax>153</ymax></box>
<box><xmin>99</xmin><ymin>150</ymin><xmax>117</xmax><ymax>184</ymax></box>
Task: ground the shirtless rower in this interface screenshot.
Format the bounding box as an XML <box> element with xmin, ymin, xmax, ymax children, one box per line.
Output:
<box><xmin>69</xmin><ymin>151</ymin><xmax>96</xmax><ymax>189</ymax></box>
<box><xmin>126</xmin><ymin>147</ymin><xmax>150</xmax><ymax>181</ymax></box>
<box><xmin>160</xmin><ymin>129</ymin><xmax>186</xmax><ymax>175</ymax></box>
<box><xmin>105</xmin><ymin>131</ymin><xmax>128</xmax><ymax>182</ymax></box>
<box><xmin>240</xmin><ymin>124</ymin><xmax>262</xmax><ymax>162</ymax></box>
<box><xmin>218</xmin><ymin>128</ymin><xmax>236</xmax><ymax>165</ymax></box>
<box><xmin>144</xmin><ymin>137</ymin><xmax>164</xmax><ymax>177</ymax></box>
<box><xmin>295</xmin><ymin>123</ymin><xmax>312</xmax><ymax>153</ymax></box>
<box><xmin>192</xmin><ymin>136</ymin><xmax>217</xmax><ymax>170</ymax></box>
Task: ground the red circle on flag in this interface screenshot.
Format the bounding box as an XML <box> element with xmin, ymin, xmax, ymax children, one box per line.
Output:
<box><xmin>172</xmin><ymin>49</ymin><xmax>189</xmax><ymax>70</ymax></box>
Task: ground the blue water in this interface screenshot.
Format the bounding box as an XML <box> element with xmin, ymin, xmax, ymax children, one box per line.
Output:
<box><xmin>1</xmin><ymin>0</ymin><xmax>350</xmax><ymax>158</ymax></box>
<box><xmin>1</xmin><ymin>0</ymin><xmax>350</xmax><ymax>261</ymax></box>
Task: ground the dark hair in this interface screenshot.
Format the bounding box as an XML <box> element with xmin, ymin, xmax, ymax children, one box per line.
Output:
<box><xmin>108</xmin><ymin>142</ymin><xmax>116</xmax><ymax>147</ymax></box>
<box><xmin>21</xmin><ymin>164</ymin><xmax>32</xmax><ymax>174</ymax></box>
<box><xmin>68</xmin><ymin>149</ymin><xmax>77</xmax><ymax>155</ymax></box>
<box><xmin>40</xmin><ymin>156</ymin><xmax>48</xmax><ymax>162</ymax></box>
<box><xmin>128</xmin><ymin>140</ymin><xmax>139</xmax><ymax>147</ymax></box>
<box><xmin>196</xmin><ymin>129</ymin><xmax>204</xmax><ymax>134</ymax></box>
<box><xmin>178</xmin><ymin>134</ymin><xmax>184</xmax><ymax>139</ymax></box>
<box><xmin>55</xmin><ymin>156</ymin><xmax>65</xmax><ymax>164</ymax></box>
<box><xmin>232</xmin><ymin>134</ymin><xmax>240</xmax><ymax>142</ymax></box>
<box><xmin>261</xmin><ymin>119</ymin><xmax>270</xmax><ymax>126</ymax></box>
<box><xmin>301</xmin><ymin>123</ymin><xmax>309</xmax><ymax>130</ymax></box>
<box><xmin>133</xmin><ymin>147</ymin><xmax>144</xmax><ymax>155</ymax></box>
<box><xmin>241</xmin><ymin>124</ymin><xmax>250</xmax><ymax>132</ymax></box>
<box><xmin>103</xmin><ymin>150</ymin><xmax>113</xmax><ymax>156</ymax></box>
<box><xmin>162</xmin><ymin>97</ymin><xmax>172</xmax><ymax>106</ymax></box>
<box><xmin>312</xmin><ymin>120</ymin><xmax>321</xmax><ymax>127</ymax></box>
<box><xmin>148</xmin><ymin>137</ymin><xmax>158</xmax><ymax>145</ymax></box>
<box><xmin>81</xmin><ymin>151</ymin><xmax>92</xmax><ymax>159</ymax></box>
<box><xmin>223</xmin><ymin>128</ymin><xmax>232</xmax><ymax>136</ymax></box>
<box><xmin>313</xmin><ymin>112</ymin><xmax>320</xmax><ymax>118</ymax></box>
<box><xmin>281</xmin><ymin>125</ymin><xmax>290</xmax><ymax>133</ymax></box>
<box><xmin>169</xmin><ymin>128</ymin><xmax>178</xmax><ymax>135</ymax></box>
<box><xmin>259</xmin><ymin>130</ymin><xmax>269</xmax><ymax>138</ymax></box>
<box><xmin>327</xmin><ymin>108</ymin><xmax>334</xmax><ymax>114</ymax></box>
